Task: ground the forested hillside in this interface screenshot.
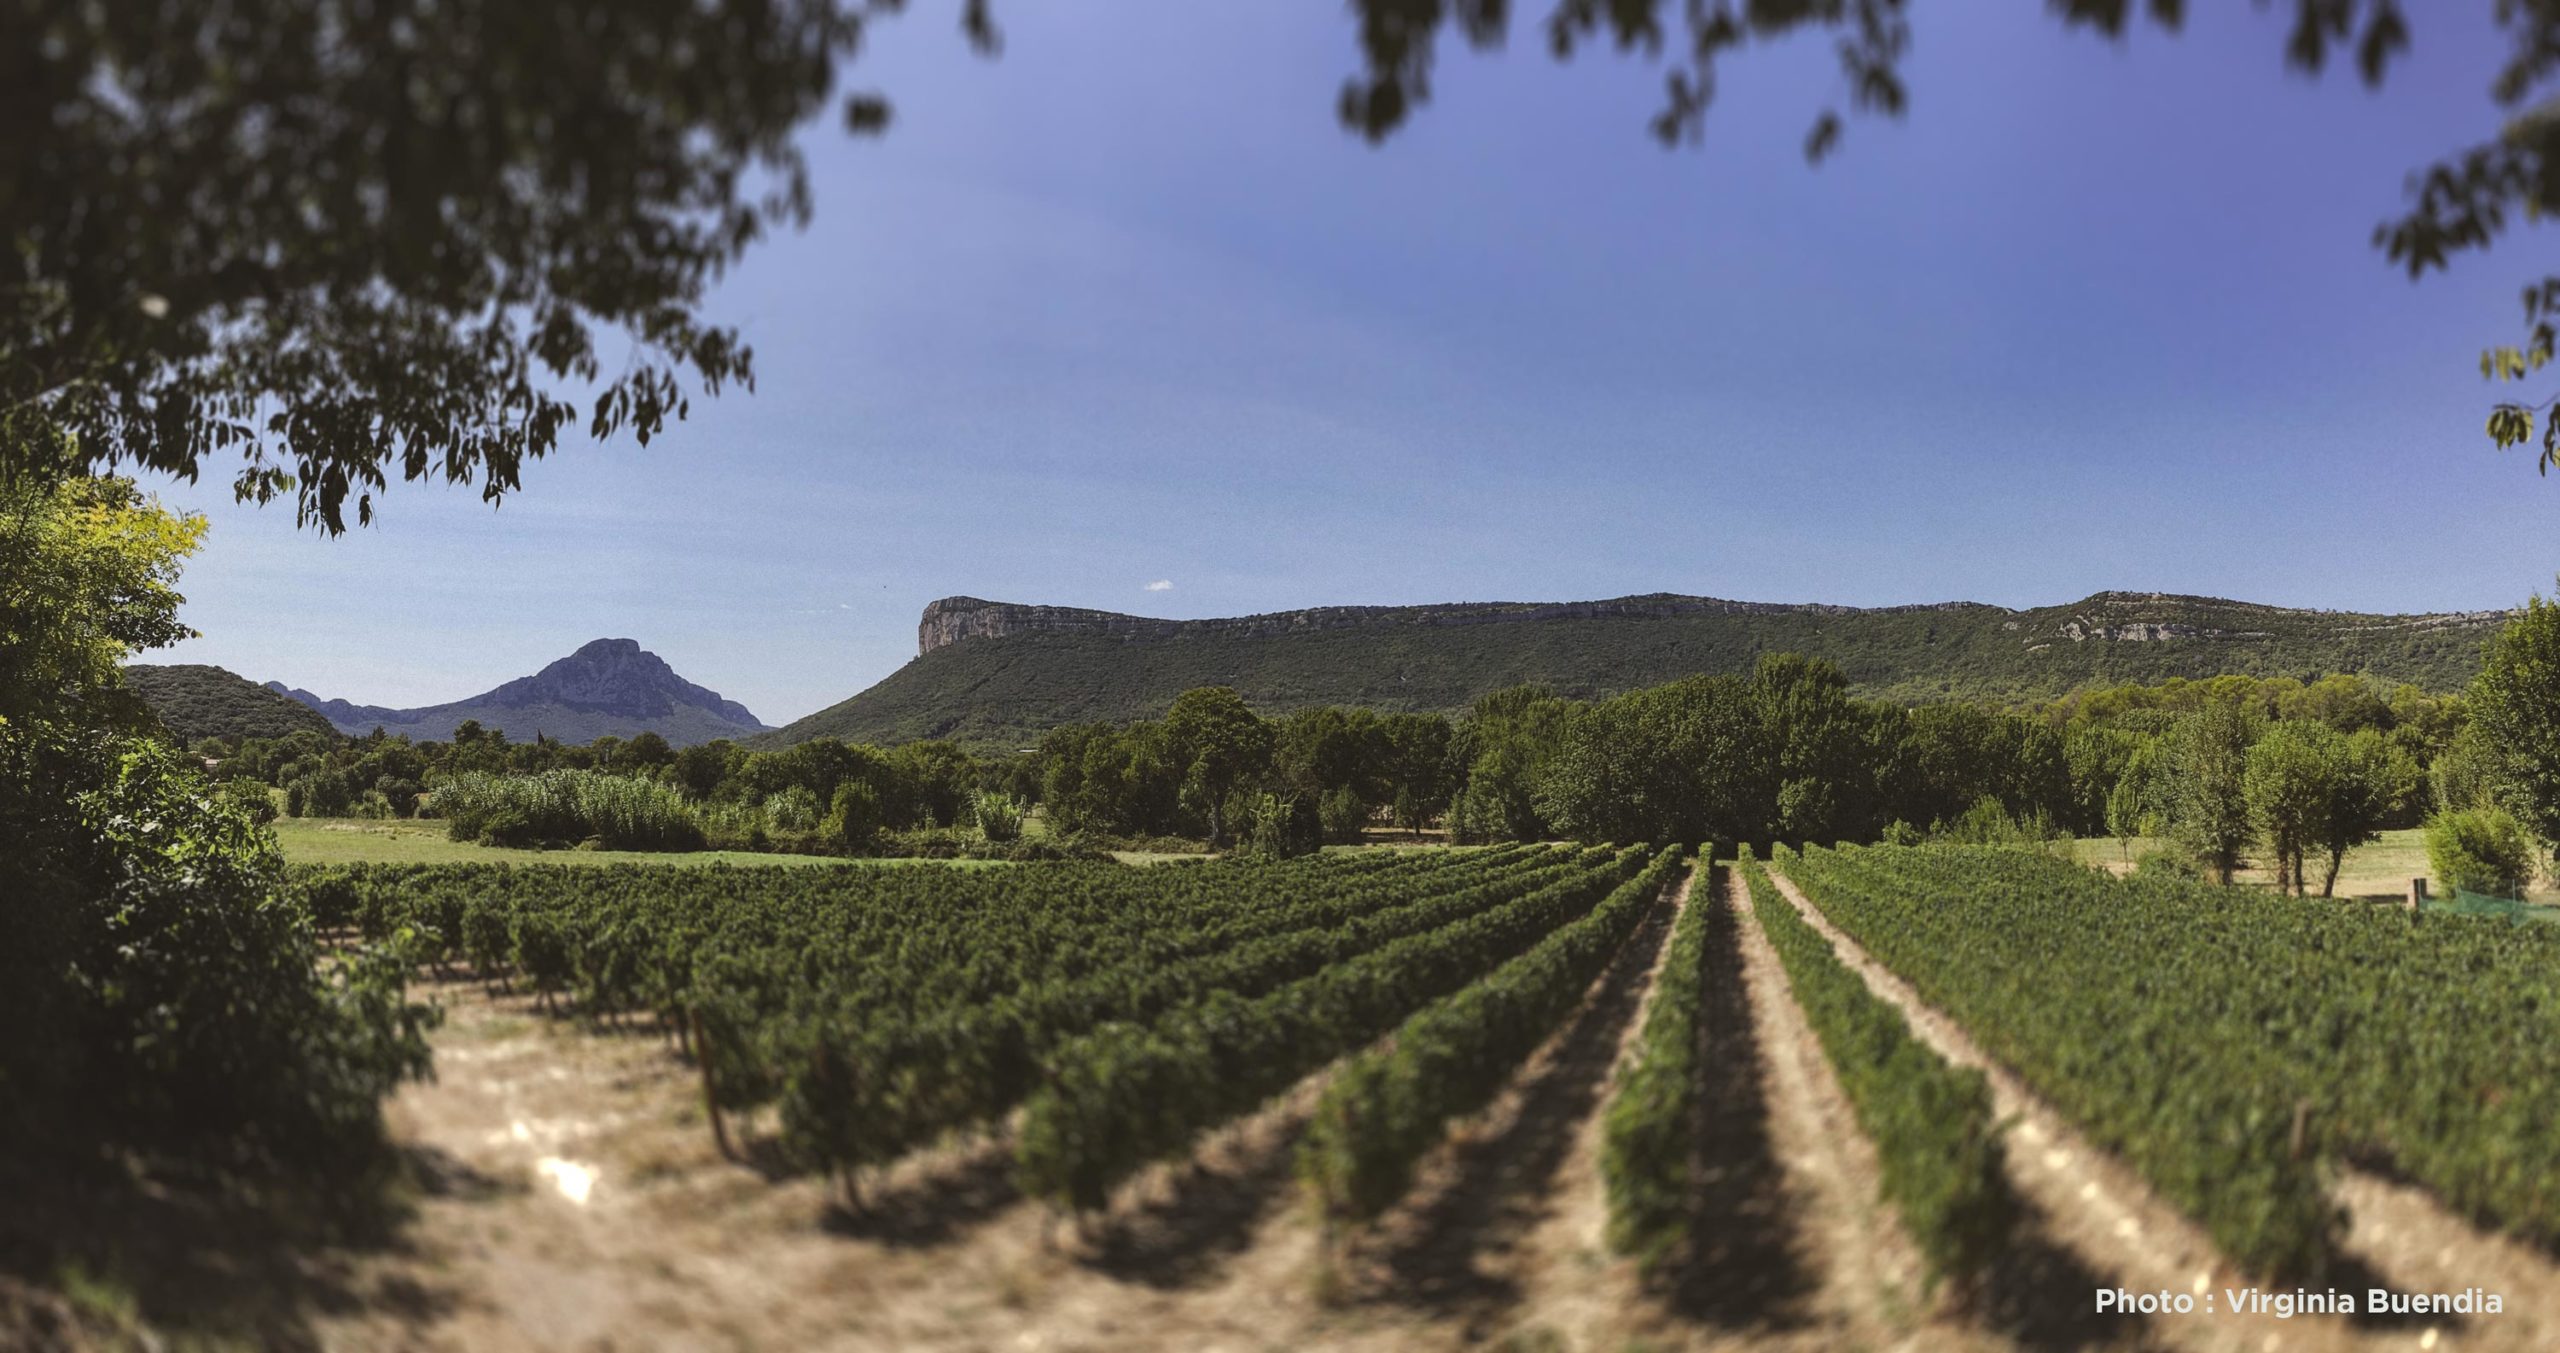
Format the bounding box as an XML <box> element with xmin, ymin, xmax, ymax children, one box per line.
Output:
<box><xmin>123</xmin><ymin>663</ymin><xmax>338</xmax><ymax>742</ymax></box>
<box><xmin>764</xmin><ymin>591</ymin><xmax>2506</xmax><ymax>748</ymax></box>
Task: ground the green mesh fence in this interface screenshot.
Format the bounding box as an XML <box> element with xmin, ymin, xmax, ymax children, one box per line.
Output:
<box><xmin>2427</xmin><ymin>889</ymin><xmax>2537</xmax><ymax>922</ymax></box>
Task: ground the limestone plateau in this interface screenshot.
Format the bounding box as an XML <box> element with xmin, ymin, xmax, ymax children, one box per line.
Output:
<box><xmin>761</xmin><ymin>589</ymin><xmax>2512</xmax><ymax>751</ymax></box>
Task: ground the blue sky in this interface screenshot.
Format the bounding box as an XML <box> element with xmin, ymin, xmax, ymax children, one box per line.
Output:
<box><xmin>153</xmin><ymin>2</ymin><xmax>2555</xmax><ymax>725</ymax></box>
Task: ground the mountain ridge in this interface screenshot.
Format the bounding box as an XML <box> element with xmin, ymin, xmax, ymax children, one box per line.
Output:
<box><xmin>764</xmin><ymin>589</ymin><xmax>2514</xmax><ymax>750</ymax></box>
<box><xmin>269</xmin><ymin>638</ymin><xmax>768</xmax><ymax>746</ymax></box>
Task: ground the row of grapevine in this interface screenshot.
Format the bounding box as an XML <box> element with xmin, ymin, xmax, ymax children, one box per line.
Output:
<box><xmin>1743</xmin><ymin>848</ymin><xmax>2014</xmax><ymax>1289</ymax></box>
<box><xmin>1780</xmin><ymin>843</ymin><xmax>2560</xmax><ymax>1272</ymax></box>
<box><xmin>1013</xmin><ymin>845</ymin><xmax>1654</xmax><ymax>1211</ymax></box>
<box><xmin>773</xmin><ymin>845</ymin><xmax>1618</xmax><ymax>1174</ymax></box>
<box><xmin>1596</xmin><ymin>856</ymin><xmax>1721</xmax><ymax>1271</ymax></box>
<box><xmin>291</xmin><ymin>847</ymin><xmax>1605</xmax><ymax>1175</ymax></box>
<box><xmin>1299</xmin><ymin>846</ymin><xmax>1689</xmax><ymax>1227</ymax></box>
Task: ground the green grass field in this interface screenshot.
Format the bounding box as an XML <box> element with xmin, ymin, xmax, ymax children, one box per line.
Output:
<box><xmin>2064</xmin><ymin>827</ymin><xmax>2560</xmax><ymax>911</ymax></box>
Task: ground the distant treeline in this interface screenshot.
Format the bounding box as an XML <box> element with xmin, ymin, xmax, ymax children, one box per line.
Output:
<box><xmin>191</xmin><ymin>661</ymin><xmax>2482</xmax><ymax>873</ymax></box>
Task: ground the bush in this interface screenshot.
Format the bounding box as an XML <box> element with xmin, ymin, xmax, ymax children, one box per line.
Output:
<box><xmin>764</xmin><ymin>785</ymin><xmax>820</xmax><ymax>834</ymax></box>
<box><xmin>2</xmin><ymin>733</ymin><xmax>436</xmax><ymax>1162</ymax></box>
<box><xmin>823</xmin><ymin>781</ymin><xmax>884</xmax><ymax>854</ymax></box>
<box><xmin>971</xmin><ymin>790</ymin><xmax>1025</xmax><ymax>844</ymax></box>
<box><xmin>2424</xmin><ymin>808</ymin><xmax>2537</xmax><ymax>898</ymax></box>
<box><xmin>879</xmin><ymin>827</ymin><xmax>964</xmax><ymax>858</ymax></box>
<box><xmin>2133</xmin><ymin>845</ymin><xmax>2204</xmax><ymax>880</ymax></box>
<box><xmin>1879</xmin><ymin>819</ymin><xmax>1924</xmax><ymax>847</ymax></box>
<box><xmin>436</xmin><ymin>770</ymin><xmax>705</xmax><ymax>851</ymax></box>
<box><xmin>222</xmin><ymin>777</ymin><xmax>279</xmax><ymax>825</ymax></box>
<box><xmin>1318</xmin><ymin>786</ymin><xmax>1370</xmax><ymax>844</ymax></box>
<box><xmin>1231</xmin><ymin>791</ymin><xmax>1321</xmax><ymax>860</ymax></box>
<box><xmin>1934</xmin><ymin>795</ymin><xmax>2056</xmax><ymax>848</ymax></box>
<box><xmin>290</xmin><ymin>769</ymin><xmax>354</xmax><ymax>818</ymax></box>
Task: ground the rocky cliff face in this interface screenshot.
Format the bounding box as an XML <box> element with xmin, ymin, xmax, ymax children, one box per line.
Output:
<box><xmin>916</xmin><ymin>593</ymin><xmax>1994</xmax><ymax>655</ymax></box>
<box><xmin>478</xmin><ymin>638</ymin><xmax>763</xmax><ymax>724</ymax></box>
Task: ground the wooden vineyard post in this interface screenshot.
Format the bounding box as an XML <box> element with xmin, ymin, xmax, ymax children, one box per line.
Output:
<box><xmin>2408</xmin><ymin>877</ymin><xmax>2428</xmax><ymax>916</ymax></box>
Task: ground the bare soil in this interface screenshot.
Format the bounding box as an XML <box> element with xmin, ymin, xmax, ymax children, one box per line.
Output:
<box><xmin>29</xmin><ymin>861</ymin><xmax>2553</xmax><ymax>1352</ymax></box>
<box><xmin>1760</xmin><ymin>865</ymin><xmax>2560</xmax><ymax>1353</ymax></box>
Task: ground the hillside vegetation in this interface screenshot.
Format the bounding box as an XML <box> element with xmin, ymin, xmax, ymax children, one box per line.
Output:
<box><xmin>123</xmin><ymin>663</ymin><xmax>338</xmax><ymax>742</ymax></box>
<box><xmin>764</xmin><ymin>591</ymin><xmax>2504</xmax><ymax>748</ymax></box>
<box><xmin>271</xmin><ymin>638</ymin><xmax>768</xmax><ymax>746</ymax></box>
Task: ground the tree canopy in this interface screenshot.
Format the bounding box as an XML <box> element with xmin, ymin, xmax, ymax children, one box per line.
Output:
<box><xmin>1339</xmin><ymin>0</ymin><xmax>2560</xmax><ymax>470</ymax></box>
<box><xmin>1</xmin><ymin>0</ymin><xmax>993</xmax><ymax>530</ymax></box>
<box><xmin>8</xmin><ymin>0</ymin><xmax>2554</xmax><ymax>531</ymax></box>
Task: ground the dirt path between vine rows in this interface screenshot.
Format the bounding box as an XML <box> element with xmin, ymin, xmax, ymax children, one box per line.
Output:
<box><xmin>1724</xmin><ymin>865</ymin><xmax>1982</xmax><ymax>1351</ymax></box>
<box><xmin>1762</xmin><ymin>865</ymin><xmax>2560</xmax><ymax>1353</ymax></box>
<box><xmin>298</xmin><ymin>867</ymin><xmax>1750</xmax><ymax>1351</ymax></box>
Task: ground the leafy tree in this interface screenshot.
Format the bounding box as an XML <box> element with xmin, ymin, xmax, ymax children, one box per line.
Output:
<box><xmin>617</xmin><ymin>730</ymin><xmax>676</xmax><ymax>770</ymax></box>
<box><xmin>1379</xmin><ymin>712</ymin><xmax>1455</xmax><ymax>836</ymax></box>
<box><xmin>2064</xmin><ymin>726</ymin><xmax>2144</xmax><ymax>839</ymax></box>
<box><xmin>2311</xmin><ymin>729</ymin><xmax>2419</xmax><ymax>897</ymax></box>
<box><xmin>887</xmin><ymin>740</ymin><xmax>978</xmax><ymax>828</ymax></box>
<box><xmin>3</xmin><ymin>0</ymin><xmax>1004</xmax><ymax>530</ymax></box>
<box><xmin>1161</xmin><ymin>687</ymin><xmax>1274</xmax><ymax>845</ymax></box>
<box><xmin>765</xmin><ymin>785</ymin><xmax>822</xmax><ymax>835</ymax></box>
<box><xmin>1751</xmin><ymin>653</ymin><xmax>1870</xmax><ymax>840</ymax></box>
<box><xmin>2468</xmin><ymin>593</ymin><xmax>2560</xmax><ymax>853</ymax></box>
<box><xmin>2424</xmin><ymin>806</ymin><xmax>2537</xmax><ymax>898</ymax></box>
<box><xmin>1318</xmin><ymin>785</ymin><xmax>1371</xmax><ymax>844</ymax></box>
<box><xmin>0</xmin><ymin>475</ymin><xmax>199</xmax><ymax>735</ymax></box>
<box><xmin>2171</xmin><ymin>701</ymin><xmax>2260</xmax><ymax>885</ymax></box>
<box><xmin>2105</xmin><ymin>736</ymin><xmax>2172</xmax><ymax>862</ymax></box>
<box><xmin>1</xmin><ymin>476</ymin><xmax>432</xmax><ymax>1162</ymax></box>
<box><xmin>2430</xmin><ymin>721</ymin><xmax>2506</xmax><ymax>816</ymax></box>
<box><xmin>674</xmin><ymin>740</ymin><xmax>739</xmax><ymax>800</ymax></box>
<box><xmin>822</xmin><ymin>780</ymin><xmax>885</xmax><ymax>855</ymax></box>
<box><xmin>2245</xmin><ymin>722</ymin><xmax>2337</xmax><ymax>895</ymax></box>
<box><xmin>1231</xmin><ymin>790</ymin><xmax>1321</xmax><ymax>860</ymax></box>
<box><xmin>1534</xmin><ymin>675</ymin><xmax>1763</xmax><ymax>845</ymax></box>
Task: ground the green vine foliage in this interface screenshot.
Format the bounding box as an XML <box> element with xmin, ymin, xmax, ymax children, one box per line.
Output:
<box><xmin>1015</xmin><ymin>846</ymin><xmax>1647</xmax><ymax>1212</ymax></box>
<box><xmin>1745</xmin><ymin>849</ymin><xmax>2014</xmax><ymax>1292</ymax></box>
<box><xmin>1597</xmin><ymin>856</ymin><xmax>1721</xmax><ymax>1272</ymax></box>
<box><xmin>1300</xmin><ymin>846</ymin><xmax>1685</xmax><ymax>1228</ymax></box>
<box><xmin>1786</xmin><ymin>843</ymin><xmax>2560</xmax><ymax>1268</ymax></box>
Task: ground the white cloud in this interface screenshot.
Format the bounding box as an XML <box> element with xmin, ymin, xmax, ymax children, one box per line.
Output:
<box><xmin>1144</xmin><ymin>579</ymin><xmax>1174</xmax><ymax>592</ymax></box>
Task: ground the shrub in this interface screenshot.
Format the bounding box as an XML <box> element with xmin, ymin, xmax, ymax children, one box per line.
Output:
<box><xmin>1934</xmin><ymin>796</ymin><xmax>2055</xmax><ymax>848</ymax></box>
<box><xmin>1879</xmin><ymin>819</ymin><xmax>1924</xmax><ymax>847</ymax></box>
<box><xmin>291</xmin><ymin>769</ymin><xmax>355</xmax><ymax>818</ymax></box>
<box><xmin>1318</xmin><ymin>786</ymin><xmax>1370</xmax><ymax>844</ymax></box>
<box><xmin>763</xmin><ymin>785</ymin><xmax>820</xmax><ymax>834</ymax></box>
<box><xmin>1232</xmin><ymin>791</ymin><xmax>1321</xmax><ymax>860</ymax></box>
<box><xmin>435</xmin><ymin>770</ymin><xmax>704</xmax><ymax>851</ymax></box>
<box><xmin>971</xmin><ymin>790</ymin><xmax>1025</xmax><ymax>844</ymax></box>
<box><xmin>823</xmin><ymin>780</ymin><xmax>884</xmax><ymax>854</ymax></box>
<box><xmin>2</xmin><ymin>734</ymin><xmax>435</xmax><ymax>1162</ymax></box>
<box><xmin>222</xmin><ymin>777</ymin><xmax>279</xmax><ymax>825</ymax></box>
<box><xmin>2424</xmin><ymin>808</ymin><xmax>2536</xmax><ymax>898</ymax></box>
<box><xmin>2133</xmin><ymin>845</ymin><xmax>2204</xmax><ymax>880</ymax></box>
